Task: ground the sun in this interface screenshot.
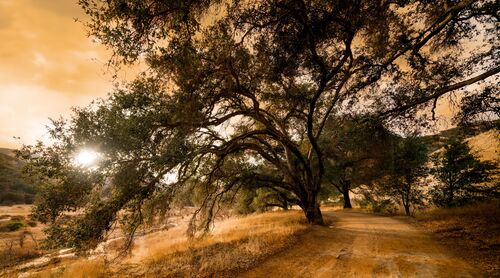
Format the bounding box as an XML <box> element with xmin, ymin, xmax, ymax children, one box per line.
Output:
<box><xmin>75</xmin><ymin>149</ymin><xmax>99</xmax><ymax>167</ymax></box>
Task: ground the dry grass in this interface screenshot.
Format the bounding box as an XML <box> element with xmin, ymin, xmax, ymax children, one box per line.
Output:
<box><xmin>0</xmin><ymin>205</ymin><xmax>33</xmax><ymax>216</ymax></box>
<box><xmin>25</xmin><ymin>259</ymin><xmax>108</xmax><ymax>278</ymax></box>
<box><xmin>18</xmin><ymin>210</ymin><xmax>308</xmax><ymax>278</ymax></box>
<box><xmin>416</xmin><ymin>201</ymin><xmax>500</xmax><ymax>276</ymax></box>
<box><xmin>0</xmin><ymin>205</ymin><xmax>45</xmax><ymax>271</ymax></box>
<box><xmin>466</xmin><ymin>129</ymin><xmax>500</xmax><ymax>163</ymax></box>
<box><xmin>0</xmin><ymin>243</ymin><xmax>42</xmax><ymax>270</ymax></box>
<box><xmin>138</xmin><ymin>210</ymin><xmax>308</xmax><ymax>277</ymax></box>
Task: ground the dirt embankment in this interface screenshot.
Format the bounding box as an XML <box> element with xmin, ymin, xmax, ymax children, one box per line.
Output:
<box><xmin>240</xmin><ymin>211</ymin><xmax>480</xmax><ymax>278</ymax></box>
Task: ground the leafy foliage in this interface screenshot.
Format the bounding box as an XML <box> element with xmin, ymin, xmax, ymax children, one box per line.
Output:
<box><xmin>18</xmin><ymin>85</ymin><xmax>190</xmax><ymax>249</ymax></box>
<box><xmin>380</xmin><ymin>136</ymin><xmax>429</xmax><ymax>215</ymax></box>
<box><xmin>321</xmin><ymin>116</ymin><xmax>397</xmax><ymax>208</ymax></box>
<box><xmin>430</xmin><ymin>137</ymin><xmax>498</xmax><ymax>207</ymax></box>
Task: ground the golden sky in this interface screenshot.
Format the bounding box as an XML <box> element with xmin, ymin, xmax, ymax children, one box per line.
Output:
<box><xmin>0</xmin><ymin>0</ymin><xmax>114</xmax><ymax>148</ymax></box>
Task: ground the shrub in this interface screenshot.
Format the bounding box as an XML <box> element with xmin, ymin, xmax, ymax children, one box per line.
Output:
<box><xmin>0</xmin><ymin>220</ymin><xmax>24</xmax><ymax>232</ymax></box>
<box><xmin>358</xmin><ymin>188</ymin><xmax>398</xmax><ymax>214</ymax></box>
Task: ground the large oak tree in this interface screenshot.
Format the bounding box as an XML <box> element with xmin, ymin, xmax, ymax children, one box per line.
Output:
<box><xmin>20</xmin><ymin>0</ymin><xmax>499</xmax><ymax>249</ymax></box>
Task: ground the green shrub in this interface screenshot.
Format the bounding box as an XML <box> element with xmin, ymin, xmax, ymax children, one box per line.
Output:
<box><xmin>0</xmin><ymin>220</ymin><xmax>24</xmax><ymax>232</ymax></box>
<box><xmin>371</xmin><ymin>199</ymin><xmax>398</xmax><ymax>214</ymax></box>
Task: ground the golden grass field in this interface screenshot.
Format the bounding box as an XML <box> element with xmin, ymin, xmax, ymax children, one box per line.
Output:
<box><xmin>1</xmin><ymin>208</ymin><xmax>308</xmax><ymax>278</ymax></box>
<box><xmin>0</xmin><ymin>205</ymin><xmax>45</xmax><ymax>271</ymax></box>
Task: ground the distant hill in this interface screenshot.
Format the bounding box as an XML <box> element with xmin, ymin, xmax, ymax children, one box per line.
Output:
<box><xmin>466</xmin><ymin>129</ymin><xmax>500</xmax><ymax>162</ymax></box>
<box><xmin>424</xmin><ymin>121</ymin><xmax>500</xmax><ymax>156</ymax></box>
<box><xmin>0</xmin><ymin>148</ymin><xmax>35</xmax><ymax>205</ymax></box>
<box><xmin>0</xmin><ymin>148</ymin><xmax>14</xmax><ymax>156</ymax></box>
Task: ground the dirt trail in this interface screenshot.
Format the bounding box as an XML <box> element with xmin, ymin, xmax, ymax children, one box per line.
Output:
<box><xmin>240</xmin><ymin>211</ymin><xmax>479</xmax><ymax>278</ymax></box>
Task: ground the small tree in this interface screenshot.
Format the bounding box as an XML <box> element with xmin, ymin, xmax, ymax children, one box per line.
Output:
<box><xmin>431</xmin><ymin>137</ymin><xmax>498</xmax><ymax>207</ymax></box>
<box><xmin>382</xmin><ymin>136</ymin><xmax>429</xmax><ymax>216</ymax></box>
<box><xmin>321</xmin><ymin>116</ymin><xmax>396</xmax><ymax>208</ymax></box>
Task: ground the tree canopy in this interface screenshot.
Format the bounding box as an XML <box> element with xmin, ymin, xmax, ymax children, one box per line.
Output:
<box><xmin>321</xmin><ymin>116</ymin><xmax>397</xmax><ymax>208</ymax></box>
<box><xmin>19</xmin><ymin>0</ymin><xmax>500</xmax><ymax>250</ymax></box>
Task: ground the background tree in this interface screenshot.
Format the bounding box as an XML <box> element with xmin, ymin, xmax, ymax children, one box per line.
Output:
<box><xmin>381</xmin><ymin>136</ymin><xmax>429</xmax><ymax>216</ymax></box>
<box><xmin>321</xmin><ymin>116</ymin><xmax>396</xmax><ymax>208</ymax></box>
<box><xmin>430</xmin><ymin>137</ymin><xmax>498</xmax><ymax>207</ymax></box>
<box><xmin>19</xmin><ymin>0</ymin><xmax>500</xmax><ymax>249</ymax></box>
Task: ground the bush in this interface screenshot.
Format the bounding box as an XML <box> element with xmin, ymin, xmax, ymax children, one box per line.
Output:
<box><xmin>371</xmin><ymin>199</ymin><xmax>398</xmax><ymax>214</ymax></box>
<box><xmin>0</xmin><ymin>220</ymin><xmax>24</xmax><ymax>232</ymax></box>
<box><xmin>358</xmin><ymin>188</ymin><xmax>398</xmax><ymax>214</ymax></box>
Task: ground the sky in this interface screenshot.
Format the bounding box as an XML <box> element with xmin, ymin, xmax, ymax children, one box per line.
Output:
<box><xmin>0</xmin><ymin>0</ymin><xmax>115</xmax><ymax>149</ymax></box>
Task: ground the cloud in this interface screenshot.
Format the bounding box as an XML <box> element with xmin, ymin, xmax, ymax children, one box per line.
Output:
<box><xmin>0</xmin><ymin>0</ymin><xmax>113</xmax><ymax>148</ymax></box>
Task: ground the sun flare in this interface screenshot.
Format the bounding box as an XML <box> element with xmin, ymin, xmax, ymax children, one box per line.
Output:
<box><xmin>75</xmin><ymin>149</ymin><xmax>98</xmax><ymax>167</ymax></box>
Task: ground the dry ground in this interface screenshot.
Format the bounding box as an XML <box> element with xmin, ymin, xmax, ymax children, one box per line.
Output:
<box><xmin>240</xmin><ymin>210</ymin><xmax>481</xmax><ymax>278</ymax></box>
<box><xmin>416</xmin><ymin>202</ymin><xmax>500</xmax><ymax>277</ymax></box>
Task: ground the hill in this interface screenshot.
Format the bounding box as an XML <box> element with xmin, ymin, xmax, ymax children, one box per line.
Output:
<box><xmin>424</xmin><ymin>121</ymin><xmax>499</xmax><ymax>156</ymax></box>
<box><xmin>0</xmin><ymin>148</ymin><xmax>35</xmax><ymax>205</ymax></box>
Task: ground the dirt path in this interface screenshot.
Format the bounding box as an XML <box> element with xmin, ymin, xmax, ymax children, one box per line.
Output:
<box><xmin>239</xmin><ymin>211</ymin><xmax>480</xmax><ymax>278</ymax></box>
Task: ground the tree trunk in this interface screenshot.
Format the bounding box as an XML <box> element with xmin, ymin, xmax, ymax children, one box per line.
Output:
<box><xmin>446</xmin><ymin>183</ymin><xmax>455</xmax><ymax>207</ymax></box>
<box><xmin>282</xmin><ymin>199</ymin><xmax>289</xmax><ymax>210</ymax></box>
<box><xmin>300</xmin><ymin>180</ymin><xmax>324</xmax><ymax>225</ymax></box>
<box><xmin>404</xmin><ymin>204</ymin><xmax>410</xmax><ymax>216</ymax></box>
<box><xmin>304</xmin><ymin>203</ymin><xmax>324</xmax><ymax>225</ymax></box>
<box><xmin>342</xmin><ymin>182</ymin><xmax>352</xmax><ymax>209</ymax></box>
<box><xmin>402</xmin><ymin>195</ymin><xmax>410</xmax><ymax>216</ymax></box>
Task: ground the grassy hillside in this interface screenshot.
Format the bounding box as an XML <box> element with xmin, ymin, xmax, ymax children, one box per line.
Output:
<box><xmin>466</xmin><ymin>129</ymin><xmax>500</xmax><ymax>163</ymax></box>
<box><xmin>424</xmin><ymin>121</ymin><xmax>499</xmax><ymax>154</ymax></box>
<box><xmin>0</xmin><ymin>148</ymin><xmax>35</xmax><ymax>205</ymax></box>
